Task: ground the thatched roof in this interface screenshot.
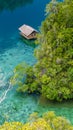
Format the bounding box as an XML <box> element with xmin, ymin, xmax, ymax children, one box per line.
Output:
<box><xmin>19</xmin><ymin>24</ymin><xmax>37</xmax><ymax>36</ymax></box>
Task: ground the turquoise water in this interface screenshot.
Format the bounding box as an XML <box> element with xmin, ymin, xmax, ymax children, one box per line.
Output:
<box><xmin>0</xmin><ymin>0</ymin><xmax>73</xmax><ymax>125</ymax></box>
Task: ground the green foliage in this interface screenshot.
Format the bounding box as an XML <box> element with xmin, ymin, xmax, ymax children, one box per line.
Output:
<box><xmin>0</xmin><ymin>111</ymin><xmax>73</xmax><ymax>130</ymax></box>
<box><xmin>11</xmin><ymin>0</ymin><xmax>73</xmax><ymax>101</ymax></box>
<box><xmin>34</xmin><ymin>0</ymin><xmax>73</xmax><ymax>101</ymax></box>
<box><xmin>10</xmin><ymin>62</ymin><xmax>38</xmax><ymax>93</ymax></box>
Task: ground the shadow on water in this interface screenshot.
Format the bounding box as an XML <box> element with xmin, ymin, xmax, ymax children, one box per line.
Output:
<box><xmin>39</xmin><ymin>95</ymin><xmax>73</xmax><ymax>108</ymax></box>
<box><xmin>0</xmin><ymin>0</ymin><xmax>33</xmax><ymax>12</ymax></box>
<box><xmin>19</xmin><ymin>36</ymin><xmax>37</xmax><ymax>48</ymax></box>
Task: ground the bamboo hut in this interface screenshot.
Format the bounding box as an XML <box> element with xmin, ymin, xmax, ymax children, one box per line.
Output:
<box><xmin>19</xmin><ymin>24</ymin><xmax>38</xmax><ymax>40</ymax></box>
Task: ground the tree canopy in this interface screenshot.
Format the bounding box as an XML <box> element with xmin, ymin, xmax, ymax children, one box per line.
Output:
<box><xmin>0</xmin><ymin>111</ymin><xmax>73</xmax><ymax>130</ymax></box>
<box><xmin>11</xmin><ymin>0</ymin><xmax>73</xmax><ymax>101</ymax></box>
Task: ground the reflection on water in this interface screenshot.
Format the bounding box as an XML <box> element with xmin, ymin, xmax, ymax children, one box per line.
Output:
<box><xmin>0</xmin><ymin>0</ymin><xmax>33</xmax><ymax>12</ymax></box>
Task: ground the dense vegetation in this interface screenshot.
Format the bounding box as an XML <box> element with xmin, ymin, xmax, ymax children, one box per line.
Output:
<box><xmin>0</xmin><ymin>111</ymin><xmax>73</xmax><ymax>130</ymax></box>
<box><xmin>11</xmin><ymin>0</ymin><xmax>73</xmax><ymax>102</ymax></box>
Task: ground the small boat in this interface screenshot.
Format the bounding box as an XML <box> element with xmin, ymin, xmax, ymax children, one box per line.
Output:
<box><xmin>18</xmin><ymin>24</ymin><xmax>38</xmax><ymax>40</ymax></box>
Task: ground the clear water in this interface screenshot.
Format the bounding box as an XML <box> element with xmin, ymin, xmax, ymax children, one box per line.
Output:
<box><xmin>0</xmin><ymin>0</ymin><xmax>73</xmax><ymax>125</ymax></box>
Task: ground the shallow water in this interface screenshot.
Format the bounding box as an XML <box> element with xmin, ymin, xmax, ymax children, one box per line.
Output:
<box><xmin>0</xmin><ymin>0</ymin><xmax>73</xmax><ymax>125</ymax></box>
